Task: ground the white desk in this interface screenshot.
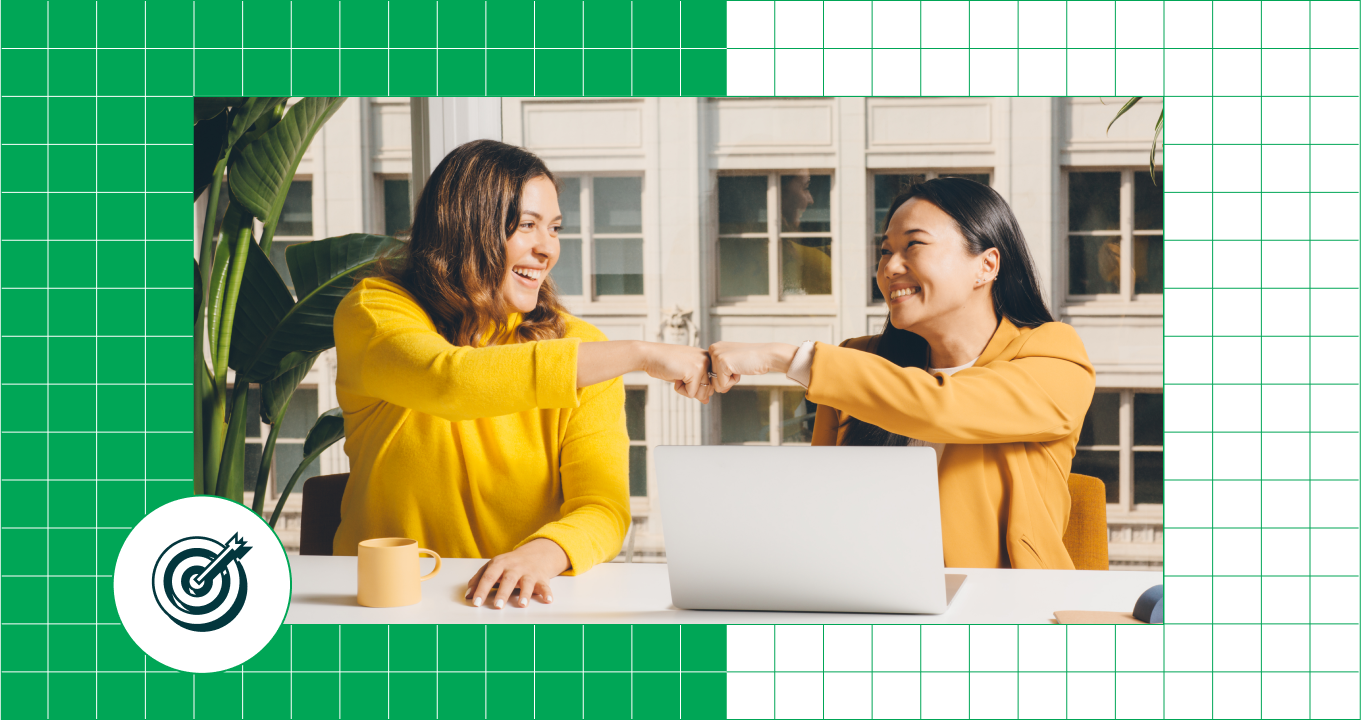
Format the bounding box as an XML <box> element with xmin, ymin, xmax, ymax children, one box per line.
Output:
<box><xmin>285</xmin><ymin>556</ymin><xmax>1161</xmax><ymax>624</ymax></box>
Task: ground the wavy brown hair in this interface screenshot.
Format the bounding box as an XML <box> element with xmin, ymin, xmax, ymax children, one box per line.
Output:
<box><xmin>377</xmin><ymin>139</ymin><xmax>568</xmax><ymax>346</ymax></box>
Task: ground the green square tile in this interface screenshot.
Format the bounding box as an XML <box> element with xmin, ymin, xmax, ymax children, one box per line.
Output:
<box><xmin>148</xmin><ymin>241</ymin><xmax>194</xmax><ymax>287</ymax></box>
<box><xmin>52</xmin><ymin>384</ymin><xmax>96</xmax><ymax>432</ymax></box>
<box><xmin>636</xmin><ymin>672</ymin><xmax>680</xmax><ymax>720</ymax></box>
<box><xmin>243</xmin><ymin>671</ymin><xmax>290</xmax><ymax>719</ymax></box>
<box><xmin>50</xmin><ymin>624</ymin><xmax>96</xmax><ymax>671</ymax></box>
<box><xmin>1</xmin><ymin>338</ymin><xmax>47</xmax><ymax>383</ymax></box>
<box><xmin>634</xmin><ymin>625</ymin><xmax>680</xmax><ymax>671</ymax></box>
<box><xmin>536</xmin><ymin>624</ymin><xmax>582</xmax><ymax>671</ymax></box>
<box><xmin>536</xmin><ymin>671</ymin><xmax>583</xmax><ymax>720</ymax></box>
<box><xmin>391</xmin><ymin>0</ymin><xmax>436</xmax><ymax>47</ymax></box>
<box><xmin>486</xmin><ymin>49</ymin><xmax>533</xmax><ymax>95</ymax></box>
<box><xmin>146</xmin><ymin>337</ymin><xmax>189</xmax><ymax>383</ymax></box>
<box><xmin>97</xmin><ymin>147</ymin><xmax>146</xmax><ymax>193</ymax></box>
<box><xmin>98</xmin><ymin>241</ymin><xmax>146</xmax><ymax>287</ymax></box>
<box><xmin>437</xmin><ymin>671</ymin><xmax>483</xmax><ymax>720</ymax></box>
<box><xmin>97</xmin><ymin>192</ymin><xmax>145</xmax><ymax>240</ymax></box>
<box><xmin>293</xmin><ymin>0</ymin><xmax>340</xmax><ymax>47</ymax></box>
<box><xmin>340</xmin><ymin>0</ymin><xmax>387</xmax><ymax>47</ymax></box>
<box><xmin>52</xmin><ymin>528</ymin><xmax>97</xmax><ymax>574</ymax></box>
<box><xmin>52</xmin><ymin>146</ymin><xmax>98</xmax><ymax>192</ymax></box>
<box><xmin>390</xmin><ymin>672</ymin><xmax>436</xmax><ymax>719</ymax></box>
<box><xmin>486</xmin><ymin>0</ymin><xmax>532</xmax><ymax>48</ymax></box>
<box><xmin>147</xmin><ymin>431</ymin><xmax>191</xmax><ymax>480</ymax></box>
<box><xmin>585</xmin><ymin>49</ymin><xmax>631</xmax><ymax>95</ymax></box>
<box><xmin>146</xmin><ymin>192</ymin><xmax>194</xmax><ymax>240</ymax></box>
<box><xmin>245</xmin><ymin>625</ymin><xmax>291</xmax><ymax>671</ymax></box>
<box><xmin>147</xmin><ymin>671</ymin><xmax>194</xmax><ymax>720</ymax></box>
<box><xmin>1</xmin><ymin>480</ymin><xmax>46</xmax><ymax>525</ymax></box>
<box><xmin>537</xmin><ymin>0</ymin><xmax>583</xmax><ymax>49</ymax></box>
<box><xmin>50</xmin><ymin>576</ymin><xmax>96</xmax><ymax>622</ymax></box>
<box><xmin>243</xmin><ymin>0</ymin><xmax>291</xmax><ymax>48</ymax></box>
<box><xmin>49</xmin><ymin>0</ymin><xmax>95</xmax><ymax>46</ymax></box>
<box><xmin>97</xmin><ymin>432</ymin><xmax>145</xmax><ymax>479</ymax></box>
<box><xmin>536</xmin><ymin>49</ymin><xmax>583</xmax><ymax>96</ymax></box>
<box><xmin>485</xmin><ymin>672</ymin><xmax>532</xmax><ymax>720</ymax></box>
<box><xmin>148</xmin><ymin>49</ymin><xmax>194</xmax><ymax>95</ymax></box>
<box><xmin>146</xmin><ymin>384</ymin><xmax>190</xmax><ymax>432</ymax></box>
<box><xmin>98</xmin><ymin>385</ymin><xmax>145</xmax><ymax>432</ymax></box>
<box><xmin>4</xmin><ymin>49</ymin><xmax>49</xmax><ymax>95</ymax></box>
<box><xmin>293</xmin><ymin>49</ymin><xmax>341</xmax><ymax>95</ymax></box>
<box><xmin>292</xmin><ymin>672</ymin><xmax>339</xmax><ymax>720</ymax></box>
<box><xmin>1</xmin><ymin>145</ymin><xmax>48</xmax><ymax>191</ymax></box>
<box><xmin>1</xmin><ymin>666</ymin><xmax>46</xmax><ymax>718</ymax></box>
<box><xmin>634</xmin><ymin>0</ymin><xmax>679</xmax><ymax>48</ymax></box>
<box><xmin>98</xmin><ymin>49</ymin><xmax>145</xmax><ymax>95</ymax></box>
<box><xmin>148</xmin><ymin>145</ymin><xmax>192</xmax><ymax>193</ymax></box>
<box><xmin>340</xmin><ymin>49</ymin><xmax>388</xmax><ymax>96</ymax></box>
<box><xmin>52</xmin><ymin>240</ymin><xmax>96</xmax><ymax>287</ymax></box>
<box><xmin>681</xmin><ymin>0</ymin><xmax>726</xmax><ymax>48</ymax></box>
<box><xmin>97</xmin><ymin>528</ymin><xmax>132</xmax><ymax>574</ymax></box>
<box><xmin>194</xmin><ymin>670</ymin><xmax>243</xmax><ymax>720</ymax></box>
<box><xmin>0</xmin><ymin>0</ymin><xmax>46</xmax><ymax>47</ymax></box>
<box><xmin>293</xmin><ymin>624</ymin><xmax>339</xmax><ymax>671</ymax></box>
<box><xmin>97</xmin><ymin>96</ymin><xmax>146</xmax><ymax>144</ymax></box>
<box><xmin>51</xmin><ymin>289</ymin><xmax>97</xmax><ymax>335</ymax></box>
<box><xmin>585</xmin><ymin>0</ymin><xmax>630</xmax><ymax>47</ymax></box>
<box><xmin>194</xmin><ymin>48</ymin><xmax>242</xmax><ymax>96</ymax></box>
<box><xmin>340</xmin><ymin>624</ymin><xmax>387</xmax><ymax>671</ymax></box>
<box><xmin>146</xmin><ymin>479</ymin><xmax>192</xmax><ymax>511</ymax></box>
<box><xmin>98</xmin><ymin>664</ymin><xmax>146</xmax><ymax>718</ymax></box>
<box><xmin>51</xmin><ymin>334</ymin><xmax>97</xmax><ymax>381</ymax></box>
<box><xmin>147</xmin><ymin>289</ymin><xmax>190</xmax><ymax>335</ymax></box>
<box><xmin>0</xmin><ymin>576</ymin><xmax>47</xmax><ymax>623</ymax></box>
<box><xmin>51</xmin><ymin>672</ymin><xmax>95</xmax><ymax>717</ymax></box>
<box><xmin>243</xmin><ymin>48</ymin><xmax>292</xmax><ymax>96</ymax></box>
<box><xmin>680</xmin><ymin>625</ymin><xmax>725</xmax><ymax>671</ymax></box>
<box><xmin>585</xmin><ymin>672</ymin><xmax>630</xmax><ymax>719</ymax></box>
<box><xmin>1</xmin><ymin>97</ymin><xmax>47</xmax><ymax>143</ymax></box>
<box><xmin>50</xmin><ymin>432</ymin><xmax>95</xmax><ymax>479</ymax></box>
<box><xmin>148</xmin><ymin>0</ymin><xmax>193</xmax><ymax>48</ymax></box>
<box><xmin>50</xmin><ymin>480</ymin><xmax>97</xmax><ymax>526</ymax></box>
<box><xmin>1</xmin><ymin>528</ymin><xmax>46</xmax><ymax>574</ymax></box>
<box><xmin>2</xmin><ymin>241</ymin><xmax>47</xmax><ymax>286</ymax></box>
<box><xmin>486</xmin><ymin>625</ymin><xmax>532</xmax><ymax>671</ymax></box>
<box><xmin>680</xmin><ymin>672</ymin><xmax>725</xmax><ymax>718</ymax></box>
<box><xmin>98</xmin><ymin>0</ymin><xmax>146</xmax><ymax>48</ymax></box>
<box><xmin>97</xmin><ymin>289</ymin><xmax>145</xmax><ymax>335</ymax></box>
<box><xmin>97</xmin><ymin>337</ymin><xmax>145</xmax><ymax>383</ymax></box>
<box><xmin>1</xmin><ymin>288</ymin><xmax>47</xmax><ymax>336</ymax></box>
<box><xmin>195</xmin><ymin>0</ymin><xmax>242</xmax><ymax>48</ymax></box>
<box><xmin>436</xmin><ymin>624</ymin><xmax>485</xmax><ymax>671</ymax></box>
<box><xmin>2</xmin><ymin>192</ymin><xmax>47</xmax><ymax>239</ymax></box>
<box><xmin>390</xmin><ymin>49</ymin><xmax>437</xmax><ymax>95</ymax></box>
<box><xmin>390</xmin><ymin>624</ymin><xmax>436</xmax><ymax>671</ymax></box>
<box><xmin>97</xmin><ymin>478</ymin><xmax>145</xmax><ymax>526</ymax></box>
<box><xmin>147</xmin><ymin>97</ymin><xmax>192</xmax><ymax>144</ymax></box>
<box><xmin>97</xmin><ymin>575</ymin><xmax>119</xmax><ymax>622</ymax></box>
<box><xmin>0</xmin><ymin>624</ymin><xmax>46</xmax><ymax>671</ymax></box>
<box><xmin>50</xmin><ymin>193</ymin><xmax>95</xmax><ymax>240</ymax></box>
<box><xmin>681</xmin><ymin>49</ymin><xmax>725</xmax><ymax>96</ymax></box>
<box><xmin>634</xmin><ymin>49</ymin><xmax>679</xmax><ymax>96</ymax></box>
<box><xmin>437</xmin><ymin>49</ymin><xmax>485</xmax><ymax>95</ymax></box>
<box><xmin>340</xmin><ymin>672</ymin><xmax>387</xmax><ymax>719</ymax></box>
<box><xmin>51</xmin><ymin>97</ymin><xmax>97</xmax><ymax>143</ymax></box>
<box><xmin>438</xmin><ymin>0</ymin><xmax>485</xmax><ymax>47</ymax></box>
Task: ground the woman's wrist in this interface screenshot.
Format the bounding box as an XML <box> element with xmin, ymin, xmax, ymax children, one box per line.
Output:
<box><xmin>768</xmin><ymin>343</ymin><xmax>798</xmax><ymax>374</ymax></box>
<box><xmin>523</xmin><ymin>537</ymin><xmax>571</xmax><ymax>574</ymax></box>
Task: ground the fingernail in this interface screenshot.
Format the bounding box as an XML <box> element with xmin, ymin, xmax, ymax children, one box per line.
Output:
<box><xmin>473</xmin><ymin>596</ymin><xmax>483</xmax><ymax>607</ymax></box>
<box><xmin>495</xmin><ymin>598</ymin><xmax>504</xmax><ymax>608</ymax></box>
<box><xmin>546</xmin><ymin>595</ymin><xmax>554</xmax><ymax>603</ymax></box>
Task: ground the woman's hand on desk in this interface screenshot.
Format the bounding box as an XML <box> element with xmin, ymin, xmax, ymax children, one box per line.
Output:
<box><xmin>464</xmin><ymin>538</ymin><xmax>571</xmax><ymax>609</ymax></box>
<box><xmin>706</xmin><ymin>342</ymin><xmax>799</xmax><ymax>392</ymax></box>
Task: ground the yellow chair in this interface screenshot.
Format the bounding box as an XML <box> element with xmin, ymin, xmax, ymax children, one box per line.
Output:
<box><xmin>299</xmin><ymin>473</ymin><xmax>350</xmax><ymax>556</ymax></box>
<box><xmin>1063</xmin><ymin>473</ymin><xmax>1109</xmax><ymax>570</ymax></box>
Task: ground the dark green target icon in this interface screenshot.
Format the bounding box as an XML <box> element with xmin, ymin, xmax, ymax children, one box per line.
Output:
<box><xmin>151</xmin><ymin>533</ymin><xmax>253</xmax><ymax>632</ymax></box>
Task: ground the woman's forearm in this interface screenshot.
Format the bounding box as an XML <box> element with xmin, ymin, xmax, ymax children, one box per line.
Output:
<box><xmin>576</xmin><ymin>340</ymin><xmax>647</xmax><ymax>388</ymax></box>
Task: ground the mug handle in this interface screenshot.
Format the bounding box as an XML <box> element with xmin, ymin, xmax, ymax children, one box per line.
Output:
<box><xmin>417</xmin><ymin>548</ymin><xmax>442</xmax><ymax>582</ymax></box>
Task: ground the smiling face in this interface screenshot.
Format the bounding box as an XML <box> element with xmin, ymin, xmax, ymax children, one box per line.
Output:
<box><xmin>499</xmin><ymin>175</ymin><xmax>562</xmax><ymax>314</ymax></box>
<box><xmin>877</xmin><ymin>197</ymin><xmax>999</xmax><ymax>337</ymax></box>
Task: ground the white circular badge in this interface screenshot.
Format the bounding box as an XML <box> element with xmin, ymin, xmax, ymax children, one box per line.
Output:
<box><xmin>114</xmin><ymin>496</ymin><xmax>291</xmax><ymax>673</ymax></box>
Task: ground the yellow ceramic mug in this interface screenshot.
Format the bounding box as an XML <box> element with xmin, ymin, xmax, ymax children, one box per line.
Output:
<box><xmin>357</xmin><ymin>538</ymin><xmax>442</xmax><ymax>608</ymax></box>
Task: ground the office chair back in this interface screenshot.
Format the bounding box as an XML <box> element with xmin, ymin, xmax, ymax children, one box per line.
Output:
<box><xmin>299</xmin><ymin>473</ymin><xmax>350</xmax><ymax>556</ymax></box>
<box><xmin>1063</xmin><ymin>473</ymin><xmax>1110</xmax><ymax>570</ymax></box>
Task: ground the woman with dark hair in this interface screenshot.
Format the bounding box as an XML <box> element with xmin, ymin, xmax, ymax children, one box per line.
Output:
<box><xmin>331</xmin><ymin>140</ymin><xmax>713</xmax><ymax>608</ymax></box>
<box><xmin>707</xmin><ymin>177</ymin><xmax>1095</xmax><ymax>569</ymax></box>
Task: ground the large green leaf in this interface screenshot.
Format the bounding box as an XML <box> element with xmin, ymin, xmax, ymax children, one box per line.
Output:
<box><xmin>260</xmin><ymin>352</ymin><xmax>319</xmax><ymax>425</ymax></box>
<box><xmin>229</xmin><ymin>233</ymin><xmax>404</xmax><ymax>382</ymax></box>
<box><xmin>206</xmin><ymin>203</ymin><xmax>245</xmax><ymax>352</ymax></box>
<box><xmin>228</xmin><ymin>97</ymin><xmax>347</xmax><ymax>230</ymax></box>
<box><xmin>270</xmin><ymin>407</ymin><xmax>346</xmax><ymax>528</ymax></box>
<box><xmin>194</xmin><ymin>97</ymin><xmax>243</xmax><ymax>125</ymax></box>
<box><xmin>227</xmin><ymin>97</ymin><xmax>287</xmax><ymax>151</ymax></box>
<box><xmin>194</xmin><ymin>110</ymin><xmax>228</xmax><ymax>201</ymax></box>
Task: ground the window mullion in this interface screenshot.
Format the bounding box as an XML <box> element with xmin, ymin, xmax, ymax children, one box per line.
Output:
<box><xmin>1120</xmin><ymin>169</ymin><xmax>1134</xmax><ymax>302</ymax></box>
<box><xmin>582</xmin><ymin>176</ymin><xmax>594</xmax><ymax>301</ymax></box>
<box><xmin>1119</xmin><ymin>389</ymin><xmax>1134</xmax><ymax>513</ymax></box>
<box><xmin>767</xmin><ymin>174</ymin><xmax>780</xmax><ymax>301</ymax></box>
<box><xmin>769</xmin><ymin>391</ymin><xmax>781</xmax><ymax>446</ymax></box>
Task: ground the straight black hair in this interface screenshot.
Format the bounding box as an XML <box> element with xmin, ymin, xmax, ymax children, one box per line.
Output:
<box><xmin>841</xmin><ymin>177</ymin><xmax>1054</xmax><ymax>447</ymax></box>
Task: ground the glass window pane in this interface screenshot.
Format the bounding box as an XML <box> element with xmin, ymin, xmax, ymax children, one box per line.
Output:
<box><xmin>270</xmin><ymin>240</ymin><xmax>306</xmax><ymax>293</ymax></box>
<box><xmin>1133</xmin><ymin>235</ymin><xmax>1163</xmax><ymax>294</ymax></box>
<box><xmin>940</xmin><ymin>173</ymin><xmax>991</xmax><ymax>186</ymax></box>
<box><xmin>593</xmin><ymin>176</ymin><xmax>642</xmax><ymax>234</ymax></box>
<box><xmin>552</xmin><ymin>237</ymin><xmax>583</xmax><ymax>295</ymax></box>
<box><xmin>1072</xmin><ymin>449</ymin><xmax>1119</xmax><ymax>503</ymax></box>
<box><xmin>628</xmin><ymin>445</ymin><xmax>648</xmax><ymax>497</ymax></box>
<box><xmin>871</xmin><ymin>252</ymin><xmax>884</xmax><ymax>302</ymax></box>
<box><xmin>274</xmin><ymin>443</ymin><xmax>319</xmax><ymax>496</ymax></box>
<box><xmin>718</xmin><ymin>176</ymin><xmax>768</xmax><ymax>234</ymax></box>
<box><xmin>1068</xmin><ymin>236</ymin><xmax>1120</xmax><ymax>295</ymax></box>
<box><xmin>594</xmin><ymin>238</ymin><xmax>643</xmax><ymax>295</ymax></box>
<box><xmin>873</xmin><ymin>174</ymin><xmax>926</xmax><ymax>231</ymax></box>
<box><xmin>781</xmin><ymin>389</ymin><xmax>817</xmax><ymax>444</ymax></box>
<box><xmin>1068</xmin><ymin>172</ymin><xmax>1120</xmax><ymax>231</ymax></box>
<box><xmin>625</xmin><ymin>389</ymin><xmax>646</xmax><ymax>440</ymax></box>
<box><xmin>718</xmin><ymin>238</ymin><xmax>768</xmax><ymax>297</ymax></box>
<box><xmin>558</xmin><ymin>177</ymin><xmax>581</xmax><ymax>234</ymax></box>
<box><xmin>383</xmin><ymin>178</ymin><xmax>411</xmax><ymax>236</ymax></box>
<box><xmin>280</xmin><ymin>388</ymin><xmax>319</xmax><ymax>439</ymax></box>
<box><xmin>721</xmin><ymin>388</ymin><xmax>772</xmax><ymax>444</ymax></box>
<box><xmin>1133</xmin><ymin>392</ymin><xmax>1163</xmax><ymax>447</ymax></box>
<box><xmin>276</xmin><ymin>180</ymin><xmax>313</xmax><ymax>236</ymax></box>
<box><xmin>780</xmin><ymin>174</ymin><xmax>830</xmax><ymax>233</ymax></box>
<box><xmin>1078</xmin><ymin>392</ymin><xmax>1120</xmax><ymax>446</ymax></box>
<box><xmin>1134</xmin><ymin>170</ymin><xmax>1164</xmax><ymax>230</ymax></box>
<box><xmin>1134</xmin><ymin>451</ymin><xmax>1163</xmax><ymax>504</ymax></box>
<box><xmin>781</xmin><ymin>237</ymin><xmax>832</xmax><ymax>296</ymax></box>
<box><xmin>244</xmin><ymin>442</ymin><xmax>263</xmax><ymax>494</ymax></box>
<box><xmin>245</xmin><ymin>385</ymin><xmax>262</xmax><ymax>438</ymax></box>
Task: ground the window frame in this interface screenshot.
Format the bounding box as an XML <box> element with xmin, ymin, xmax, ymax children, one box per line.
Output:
<box><xmin>712</xmin><ymin>382</ymin><xmax>816</xmax><ymax>447</ymax></box>
<box><xmin>372</xmin><ymin>173</ymin><xmax>413</xmax><ymax>237</ymax></box>
<box><xmin>1060</xmin><ymin>166</ymin><xmax>1164</xmax><ymax>309</ymax></box>
<box><xmin>238</xmin><ymin>381</ymin><xmax>322</xmax><ymax>513</ymax></box>
<box><xmin>714</xmin><ymin>170</ymin><xmax>837</xmax><ymax>306</ymax></box>
<box><xmin>552</xmin><ymin>173</ymin><xmax>647</xmax><ymax>304</ymax></box>
<box><xmin>1075</xmin><ymin>388</ymin><xmax>1164</xmax><ymax>517</ymax></box>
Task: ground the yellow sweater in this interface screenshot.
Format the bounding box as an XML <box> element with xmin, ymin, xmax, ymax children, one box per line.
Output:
<box><xmin>807</xmin><ymin>318</ymin><xmax>1095</xmax><ymax>569</ymax></box>
<box><xmin>330</xmin><ymin>277</ymin><xmax>630</xmax><ymax>574</ymax></box>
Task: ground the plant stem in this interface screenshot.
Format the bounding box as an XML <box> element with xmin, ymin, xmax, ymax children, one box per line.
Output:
<box><xmin>205</xmin><ymin>220</ymin><xmax>254</xmax><ymax>497</ymax></box>
<box><xmin>251</xmin><ymin>395</ymin><xmax>289</xmax><ymax>517</ymax></box>
<box><xmin>216</xmin><ymin>381</ymin><xmax>250</xmax><ymax>502</ymax></box>
<box><xmin>269</xmin><ymin>448</ymin><xmax>322</xmax><ymax>529</ymax></box>
<box><xmin>195</xmin><ymin>158</ymin><xmax>227</xmax><ymax>494</ymax></box>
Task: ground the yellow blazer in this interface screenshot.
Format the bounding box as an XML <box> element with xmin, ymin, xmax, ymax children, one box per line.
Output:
<box><xmin>807</xmin><ymin>318</ymin><xmax>1095</xmax><ymax>569</ymax></box>
<box><xmin>329</xmin><ymin>277</ymin><xmax>630</xmax><ymax>574</ymax></box>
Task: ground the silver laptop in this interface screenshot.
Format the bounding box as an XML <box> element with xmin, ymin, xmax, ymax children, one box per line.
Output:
<box><xmin>655</xmin><ymin>445</ymin><xmax>964</xmax><ymax>615</ymax></box>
